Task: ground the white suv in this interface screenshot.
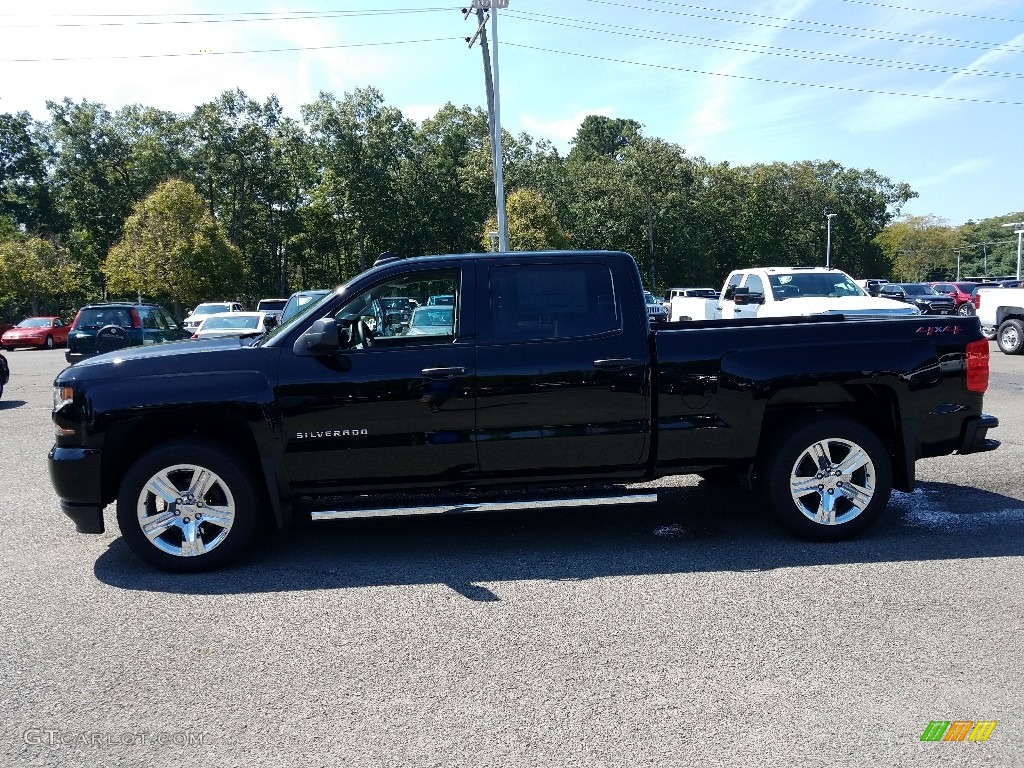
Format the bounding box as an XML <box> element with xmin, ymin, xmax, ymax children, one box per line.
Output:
<box><xmin>183</xmin><ymin>301</ymin><xmax>244</xmax><ymax>332</ymax></box>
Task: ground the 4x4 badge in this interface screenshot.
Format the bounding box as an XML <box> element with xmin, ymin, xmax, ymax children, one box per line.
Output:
<box><xmin>916</xmin><ymin>325</ymin><xmax>963</xmax><ymax>335</ymax></box>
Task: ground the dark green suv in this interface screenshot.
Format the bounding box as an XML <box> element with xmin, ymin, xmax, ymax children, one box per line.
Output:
<box><xmin>65</xmin><ymin>302</ymin><xmax>191</xmax><ymax>363</ymax></box>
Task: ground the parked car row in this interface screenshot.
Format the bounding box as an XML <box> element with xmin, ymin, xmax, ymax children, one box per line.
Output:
<box><xmin>1</xmin><ymin>316</ymin><xmax>71</xmax><ymax>350</ymax></box>
<box><xmin>0</xmin><ymin>289</ymin><xmax>333</xmax><ymax>364</ymax></box>
<box><xmin>877</xmin><ymin>283</ymin><xmax>955</xmax><ymax>315</ymax></box>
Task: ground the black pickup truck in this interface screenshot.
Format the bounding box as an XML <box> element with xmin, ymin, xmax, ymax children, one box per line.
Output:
<box><xmin>49</xmin><ymin>250</ymin><xmax>999</xmax><ymax>572</ymax></box>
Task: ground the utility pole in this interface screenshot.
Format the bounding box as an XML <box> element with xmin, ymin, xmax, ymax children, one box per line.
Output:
<box><xmin>825</xmin><ymin>212</ymin><xmax>837</xmax><ymax>268</ymax></box>
<box><xmin>464</xmin><ymin>1</ymin><xmax>509</xmax><ymax>252</ymax></box>
<box><xmin>970</xmin><ymin>241</ymin><xmax>996</xmax><ymax>277</ymax></box>
<box><xmin>1001</xmin><ymin>222</ymin><xmax>1024</xmax><ymax>280</ymax></box>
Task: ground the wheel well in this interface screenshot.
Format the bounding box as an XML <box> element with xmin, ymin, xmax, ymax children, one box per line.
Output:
<box><xmin>100</xmin><ymin>408</ymin><xmax>266</xmax><ymax>507</ymax></box>
<box><xmin>761</xmin><ymin>383</ymin><xmax>908</xmax><ymax>488</ymax></box>
<box><xmin>996</xmin><ymin>308</ymin><xmax>1024</xmax><ymax>326</ymax></box>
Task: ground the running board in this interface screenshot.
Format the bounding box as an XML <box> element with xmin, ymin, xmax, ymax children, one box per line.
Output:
<box><xmin>309</xmin><ymin>493</ymin><xmax>659</xmax><ymax>521</ymax></box>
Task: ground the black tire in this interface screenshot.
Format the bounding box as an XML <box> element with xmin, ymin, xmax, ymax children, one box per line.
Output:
<box><xmin>997</xmin><ymin>319</ymin><xmax>1024</xmax><ymax>355</ymax></box>
<box><xmin>957</xmin><ymin>303</ymin><xmax>973</xmax><ymax>316</ymax></box>
<box><xmin>44</xmin><ymin>335</ymin><xmax>54</xmax><ymax>350</ymax></box>
<box><xmin>757</xmin><ymin>416</ymin><xmax>892</xmax><ymax>542</ymax></box>
<box><xmin>116</xmin><ymin>440</ymin><xmax>263</xmax><ymax>572</ymax></box>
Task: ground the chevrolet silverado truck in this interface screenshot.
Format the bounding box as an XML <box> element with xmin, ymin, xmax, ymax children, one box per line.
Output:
<box><xmin>973</xmin><ymin>284</ymin><xmax>1024</xmax><ymax>354</ymax></box>
<box><xmin>49</xmin><ymin>250</ymin><xmax>999</xmax><ymax>572</ymax></box>
<box><xmin>668</xmin><ymin>266</ymin><xmax>919</xmax><ymax>321</ymax></box>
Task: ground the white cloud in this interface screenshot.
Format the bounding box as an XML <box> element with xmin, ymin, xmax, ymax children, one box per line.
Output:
<box><xmin>403</xmin><ymin>103</ymin><xmax>444</xmax><ymax>123</ymax></box>
<box><xmin>519</xmin><ymin>107</ymin><xmax>614</xmax><ymax>149</ymax></box>
<box><xmin>910</xmin><ymin>158</ymin><xmax>996</xmax><ymax>191</ymax></box>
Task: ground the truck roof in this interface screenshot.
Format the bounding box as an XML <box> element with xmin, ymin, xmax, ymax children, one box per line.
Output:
<box><xmin>732</xmin><ymin>266</ymin><xmax>850</xmax><ymax>275</ymax></box>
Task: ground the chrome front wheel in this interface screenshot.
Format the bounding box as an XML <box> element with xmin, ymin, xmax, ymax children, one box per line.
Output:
<box><xmin>117</xmin><ymin>441</ymin><xmax>261</xmax><ymax>571</ymax></box>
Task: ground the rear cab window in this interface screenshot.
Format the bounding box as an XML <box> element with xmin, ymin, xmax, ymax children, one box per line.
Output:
<box><xmin>486</xmin><ymin>263</ymin><xmax>619</xmax><ymax>342</ymax></box>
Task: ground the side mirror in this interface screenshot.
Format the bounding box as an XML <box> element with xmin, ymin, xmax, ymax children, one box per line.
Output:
<box><xmin>294</xmin><ymin>317</ymin><xmax>341</xmax><ymax>355</ymax></box>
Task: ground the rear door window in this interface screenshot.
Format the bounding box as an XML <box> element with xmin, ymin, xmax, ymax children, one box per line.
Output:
<box><xmin>488</xmin><ymin>263</ymin><xmax>619</xmax><ymax>342</ymax></box>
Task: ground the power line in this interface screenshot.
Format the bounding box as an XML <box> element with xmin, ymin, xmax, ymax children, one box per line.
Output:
<box><xmin>0</xmin><ymin>8</ymin><xmax>458</xmax><ymax>27</ymax></box>
<box><xmin>580</xmin><ymin>0</ymin><xmax>1023</xmax><ymax>50</ymax></box>
<box><xmin>4</xmin><ymin>37</ymin><xmax>464</xmax><ymax>64</ymax></box>
<box><xmin>506</xmin><ymin>9</ymin><xmax>1024</xmax><ymax>78</ymax></box>
<box><xmin>834</xmin><ymin>0</ymin><xmax>1024</xmax><ymax>25</ymax></box>
<box><xmin>504</xmin><ymin>41</ymin><xmax>1024</xmax><ymax>106</ymax></box>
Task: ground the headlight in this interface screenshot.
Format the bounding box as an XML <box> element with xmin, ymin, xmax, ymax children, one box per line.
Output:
<box><xmin>53</xmin><ymin>385</ymin><xmax>79</xmax><ymax>437</ymax></box>
<box><xmin>54</xmin><ymin>385</ymin><xmax>75</xmax><ymax>411</ymax></box>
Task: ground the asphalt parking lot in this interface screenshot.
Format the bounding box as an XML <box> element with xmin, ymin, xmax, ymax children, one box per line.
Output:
<box><xmin>1</xmin><ymin>346</ymin><xmax>1021</xmax><ymax>768</ymax></box>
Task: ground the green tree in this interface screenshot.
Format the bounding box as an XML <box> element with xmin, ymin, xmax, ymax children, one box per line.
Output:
<box><xmin>303</xmin><ymin>88</ymin><xmax>415</xmax><ymax>277</ymax></box>
<box><xmin>873</xmin><ymin>215</ymin><xmax>961</xmax><ymax>281</ymax></box>
<box><xmin>0</xmin><ymin>234</ymin><xmax>84</xmax><ymax>315</ymax></box>
<box><xmin>955</xmin><ymin>212</ymin><xmax>1024</xmax><ymax>277</ymax></box>
<box><xmin>482</xmin><ymin>188</ymin><xmax>567</xmax><ymax>251</ymax></box>
<box><xmin>567</xmin><ymin>115</ymin><xmax>642</xmax><ymax>163</ymax></box>
<box><xmin>397</xmin><ymin>103</ymin><xmax>493</xmax><ymax>256</ymax></box>
<box><xmin>103</xmin><ymin>179</ymin><xmax>242</xmax><ymax>312</ymax></box>
<box><xmin>0</xmin><ymin>111</ymin><xmax>60</xmax><ymax>235</ymax></box>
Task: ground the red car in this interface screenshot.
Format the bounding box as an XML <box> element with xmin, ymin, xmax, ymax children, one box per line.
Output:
<box><xmin>1</xmin><ymin>316</ymin><xmax>71</xmax><ymax>350</ymax></box>
<box><xmin>928</xmin><ymin>282</ymin><xmax>982</xmax><ymax>316</ymax></box>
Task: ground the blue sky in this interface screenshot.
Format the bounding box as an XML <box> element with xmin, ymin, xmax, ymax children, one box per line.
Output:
<box><xmin>3</xmin><ymin>0</ymin><xmax>1022</xmax><ymax>226</ymax></box>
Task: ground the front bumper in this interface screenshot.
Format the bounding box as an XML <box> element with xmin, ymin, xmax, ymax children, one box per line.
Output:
<box><xmin>958</xmin><ymin>413</ymin><xmax>1000</xmax><ymax>454</ymax></box>
<box><xmin>48</xmin><ymin>445</ymin><xmax>105</xmax><ymax>533</ymax></box>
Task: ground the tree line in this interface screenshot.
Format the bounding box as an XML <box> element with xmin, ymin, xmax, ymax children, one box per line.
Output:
<box><xmin>1</xmin><ymin>86</ymin><xmax>1019</xmax><ymax>321</ymax></box>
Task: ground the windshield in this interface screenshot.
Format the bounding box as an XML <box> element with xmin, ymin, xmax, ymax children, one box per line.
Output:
<box><xmin>74</xmin><ymin>307</ymin><xmax>134</xmax><ymax>329</ymax></box>
<box><xmin>644</xmin><ymin>292</ymin><xmax>659</xmax><ymax>305</ymax></box>
<box><xmin>767</xmin><ymin>272</ymin><xmax>866</xmax><ymax>298</ymax></box>
<box><xmin>202</xmin><ymin>316</ymin><xmax>260</xmax><ymax>330</ymax></box>
<box><xmin>256</xmin><ymin>299</ymin><xmax>287</xmax><ymax>312</ymax></box>
<box><xmin>191</xmin><ymin>304</ymin><xmax>231</xmax><ymax>316</ymax></box>
<box><xmin>410</xmin><ymin>307</ymin><xmax>453</xmax><ymax>327</ymax></box>
<box><xmin>902</xmin><ymin>283</ymin><xmax>938</xmax><ymax>296</ymax></box>
<box><xmin>257</xmin><ymin>289</ymin><xmax>337</xmax><ymax>345</ymax></box>
<box><xmin>281</xmin><ymin>290</ymin><xmax>331</xmax><ymax>322</ymax></box>
<box><xmin>17</xmin><ymin>318</ymin><xmax>52</xmax><ymax>328</ymax></box>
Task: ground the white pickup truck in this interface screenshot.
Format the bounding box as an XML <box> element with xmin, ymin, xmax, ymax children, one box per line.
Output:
<box><xmin>668</xmin><ymin>266</ymin><xmax>919</xmax><ymax>322</ymax></box>
<box><xmin>974</xmin><ymin>285</ymin><xmax>1024</xmax><ymax>354</ymax></box>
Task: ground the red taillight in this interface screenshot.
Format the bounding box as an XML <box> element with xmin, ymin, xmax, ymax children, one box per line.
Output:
<box><xmin>129</xmin><ymin>309</ymin><xmax>142</xmax><ymax>329</ymax></box>
<box><xmin>70</xmin><ymin>309</ymin><xmax>82</xmax><ymax>328</ymax></box>
<box><xmin>965</xmin><ymin>338</ymin><xmax>989</xmax><ymax>393</ymax></box>
<box><xmin>973</xmin><ymin>293</ymin><xmax>982</xmax><ymax>310</ymax></box>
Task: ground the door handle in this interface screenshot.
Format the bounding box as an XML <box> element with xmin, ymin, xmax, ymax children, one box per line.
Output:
<box><xmin>421</xmin><ymin>366</ymin><xmax>467</xmax><ymax>378</ymax></box>
<box><xmin>593</xmin><ymin>358</ymin><xmax>639</xmax><ymax>370</ymax></box>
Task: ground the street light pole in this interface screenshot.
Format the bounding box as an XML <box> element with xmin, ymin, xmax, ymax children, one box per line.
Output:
<box><xmin>954</xmin><ymin>249</ymin><xmax>961</xmax><ymax>281</ymax></box>
<box><xmin>1001</xmin><ymin>222</ymin><xmax>1024</xmax><ymax>280</ymax></box>
<box><xmin>825</xmin><ymin>213</ymin><xmax>837</xmax><ymax>268</ymax></box>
